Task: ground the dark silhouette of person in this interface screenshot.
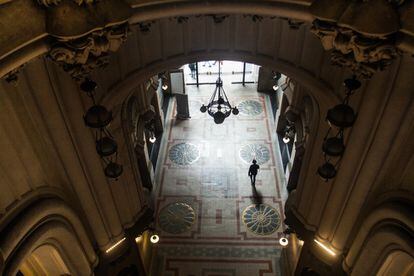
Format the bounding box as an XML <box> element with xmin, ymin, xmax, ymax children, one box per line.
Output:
<box><xmin>248</xmin><ymin>159</ymin><xmax>260</xmax><ymax>185</ymax></box>
<box><xmin>188</xmin><ymin>63</ymin><xmax>196</xmax><ymax>79</ymax></box>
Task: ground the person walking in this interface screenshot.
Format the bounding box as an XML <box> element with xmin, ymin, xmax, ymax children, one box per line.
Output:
<box><xmin>248</xmin><ymin>159</ymin><xmax>260</xmax><ymax>186</ymax></box>
<box><xmin>188</xmin><ymin>63</ymin><xmax>196</xmax><ymax>79</ymax></box>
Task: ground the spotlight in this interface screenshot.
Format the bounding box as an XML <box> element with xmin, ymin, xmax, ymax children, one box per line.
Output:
<box><xmin>279</xmin><ymin>237</ymin><xmax>289</xmax><ymax>247</ymax></box>
<box><xmin>162</xmin><ymin>84</ymin><xmax>168</xmax><ymax>91</ymax></box>
<box><xmin>273</xmin><ymin>85</ymin><xmax>279</xmax><ymax>91</ymax></box>
<box><xmin>150</xmin><ymin>234</ymin><xmax>160</xmax><ymax>244</ymax></box>
<box><xmin>283</xmin><ymin>135</ymin><xmax>290</xmax><ymax>144</ymax></box>
<box><xmin>135</xmin><ymin>235</ymin><xmax>142</xmax><ymax>243</ymax></box>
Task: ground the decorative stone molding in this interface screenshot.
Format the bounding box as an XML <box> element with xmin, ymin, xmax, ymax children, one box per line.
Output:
<box><xmin>309</xmin><ymin>0</ymin><xmax>408</xmax><ymax>78</ymax></box>
<box><xmin>243</xmin><ymin>14</ymin><xmax>264</xmax><ymax>23</ymax></box>
<box><xmin>36</xmin><ymin>0</ymin><xmax>95</xmax><ymax>7</ymax></box>
<box><xmin>311</xmin><ymin>19</ymin><xmax>399</xmax><ymax>78</ymax></box>
<box><xmin>207</xmin><ymin>14</ymin><xmax>229</xmax><ymax>24</ymax></box>
<box><xmin>49</xmin><ymin>23</ymin><xmax>128</xmax><ymax>80</ymax></box>
<box><xmin>173</xmin><ymin>16</ymin><xmax>189</xmax><ymax>24</ymax></box>
<box><xmin>2</xmin><ymin>64</ymin><xmax>25</xmax><ymax>85</ymax></box>
<box><xmin>137</xmin><ymin>21</ymin><xmax>154</xmax><ymax>33</ymax></box>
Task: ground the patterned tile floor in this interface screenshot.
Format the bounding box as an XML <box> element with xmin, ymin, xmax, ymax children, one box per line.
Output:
<box><xmin>152</xmin><ymin>79</ymin><xmax>287</xmax><ymax>276</ymax></box>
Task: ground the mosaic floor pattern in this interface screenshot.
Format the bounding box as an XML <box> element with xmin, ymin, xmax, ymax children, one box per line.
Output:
<box><xmin>168</xmin><ymin>142</ymin><xmax>201</xmax><ymax>165</ymax></box>
<box><xmin>158</xmin><ymin>202</ymin><xmax>196</xmax><ymax>234</ymax></box>
<box><xmin>238</xmin><ymin>100</ymin><xmax>264</xmax><ymax>116</ymax></box>
<box><xmin>242</xmin><ymin>204</ymin><xmax>281</xmax><ymax>235</ymax></box>
<box><xmin>153</xmin><ymin>81</ymin><xmax>286</xmax><ymax>276</ymax></box>
<box><xmin>239</xmin><ymin>143</ymin><xmax>271</xmax><ymax>165</ymax></box>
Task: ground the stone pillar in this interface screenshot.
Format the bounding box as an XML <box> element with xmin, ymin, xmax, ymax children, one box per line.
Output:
<box><xmin>94</xmin><ymin>208</ymin><xmax>154</xmax><ymax>276</ymax></box>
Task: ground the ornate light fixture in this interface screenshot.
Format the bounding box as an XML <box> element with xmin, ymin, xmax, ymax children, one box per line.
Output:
<box><xmin>81</xmin><ymin>78</ymin><xmax>123</xmax><ymax>180</ymax></box>
<box><xmin>145</xmin><ymin>118</ymin><xmax>157</xmax><ymax>144</ymax></box>
<box><xmin>158</xmin><ymin>72</ymin><xmax>169</xmax><ymax>91</ymax></box>
<box><xmin>283</xmin><ymin>123</ymin><xmax>296</xmax><ymax>144</ymax></box>
<box><xmin>318</xmin><ymin>75</ymin><xmax>361</xmax><ymax>181</ymax></box>
<box><xmin>200</xmin><ymin>62</ymin><xmax>238</xmax><ymax>124</ymax></box>
<box><xmin>279</xmin><ymin>227</ymin><xmax>294</xmax><ymax>247</ymax></box>
<box><xmin>273</xmin><ymin>71</ymin><xmax>282</xmax><ymax>91</ymax></box>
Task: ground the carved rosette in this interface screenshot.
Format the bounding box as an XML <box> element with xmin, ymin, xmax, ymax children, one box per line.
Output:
<box><xmin>49</xmin><ymin>24</ymin><xmax>128</xmax><ymax>80</ymax></box>
<box><xmin>311</xmin><ymin>20</ymin><xmax>399</xmax><ymax>79</ymax></box>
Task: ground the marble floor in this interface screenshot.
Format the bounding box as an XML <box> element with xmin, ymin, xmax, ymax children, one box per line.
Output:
<box><xmin>151</xmin><ymin>76</ymin><xmax>287</xmax><ymax>276</ymax></box>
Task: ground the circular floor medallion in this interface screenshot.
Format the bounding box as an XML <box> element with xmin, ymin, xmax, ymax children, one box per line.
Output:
<box><xmin>169</xmin><ymin>143</ymin><xmax>200</xmax><ymax>165</ymax></box>
<box><xmin>158</xmin><ymin>202</ymin><xmax>196</xmax><ymax>234</ymax></box>
<box><xmin>242</xmin><ymin>204</ymin><xmax>280</xmax><ymax>235</ymax></box>
<box><xmin>238</xmin><ymin>100</ymin><xmax>263</xmax><ymax>116</ymax></box>
<box><xmin>239</xmin><ymin>143</ymin><xmax>270</xmax><ymax>165</ymax></box>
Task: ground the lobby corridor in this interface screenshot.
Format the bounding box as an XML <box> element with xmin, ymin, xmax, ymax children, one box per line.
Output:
<box><xmin>151</xmin><ymin>76</ymin><xmax>287</xmax><ymax>276</ymax></box>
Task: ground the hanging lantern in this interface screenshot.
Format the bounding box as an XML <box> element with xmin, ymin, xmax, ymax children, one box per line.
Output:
<box><xmin>317</xmin><ymin>162</ymin><xmax>337</xmax><ymax>181</ymax></box>
<box><xmin>200</xmin><ymin>62</ymin><xmax>238</xmax><ymax>124</ymax></box>
<box><xmin>322</xmin><ymin>136</ymin><xmax>345</xmax><ymax>156</ymax></box>
<box><xmin>96</xmin><ymin>137</ymin><xmax>118</xmax><ymax>157</ymax></box>
<box><xmin>80</xmin><ymin>78</ymin><xmax>98</xmax><ymax>93</ymax></box>
<box><xmin>84</xmin><ymin>105</ymin><xmax>113</xmax><ymax>128</ymax></box>
<box><xmin>343</xmin><ymin>77</ymin><xmax>361</xmax><ymax>91</ymax></box>
<box><xmin>104</xmin><ymin>162</ymin><xmax>123</xmax><ymax>179</ymax></box>
<box><xmin>326</xmin><ymin>104</ymin><xmax>356</xmax><ymax>128</ymax></box>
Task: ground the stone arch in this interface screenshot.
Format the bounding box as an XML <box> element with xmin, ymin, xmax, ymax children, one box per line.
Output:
<box><xmin>0</xmin><ymin>197</ymin><xmax>97</xmax><ymax>276</ymax></box>
<box><xmin>344</xmin><ymin>201</ymin><xmax>414</xmax><ymax>274</ymax></box>
<box><xmin>376</xmin><ymin>250</ymin><xmax>414</xmax><ymax>276</ymax></box>
<box><xmin>18</xmin><ymin>243</ymin><xmax>71</xmax><ymax>275</ymax></box>
<box><xmin>122</xmin><ymin>95</ymin><xmax>154</xmax><ymax>192</ymax></box>
<box><xmin>101</xmin><ymin>52</ymin><xmax>339</xmax><ymax>112</ymax></box>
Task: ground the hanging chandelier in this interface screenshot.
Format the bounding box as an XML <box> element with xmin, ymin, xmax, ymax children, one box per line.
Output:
<box><xmin>200</xmin><ymin>62</ymin><xmax>238</xmax><ymax>124</ymax></box>
<box><xmin>81</xmin><ymin>78</ymin><xmax>123</xmax><ymax>180</ymax></box>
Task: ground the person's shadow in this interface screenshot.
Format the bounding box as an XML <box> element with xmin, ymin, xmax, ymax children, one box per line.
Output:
<box><xmin>251</xmin><ymin>185</ymin><xmax>263</xmax><ymax>206</ymax></box>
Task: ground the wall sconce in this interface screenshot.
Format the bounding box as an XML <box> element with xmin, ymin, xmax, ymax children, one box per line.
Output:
<box><xmin>279</xmin><ymin>236</ymin><xmax>289</xmax><ymax>247</ymax></box>
<box><xmin>279</xmin><ymin>227</ymin><xmax>294</xmax><ymax>247</ymax></box>
<box><xmin>158</xmin><ymin>72</ymin><xmax>169</xmax><ymax>91</ymax></box>
<box><xmin>272</xmin><ymin>71</ymin><xmax>282</xmax><ymax>91</ymax></box>
<box><xmin>283</xmin><ymin>123</ymin><xmax>296</xmax><ymax>144</ymax></box>
<box><xmin>150</xmin><ymin>234</ymin><xmax>160</xmax><ymax>244</ymax></box>
<box><xmin>145</xmin><ymin>118</ymin><xmax>157</xmax><ymax>144</ymax></box>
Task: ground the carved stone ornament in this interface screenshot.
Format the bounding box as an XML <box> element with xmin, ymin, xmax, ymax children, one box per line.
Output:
<box><xmin>49</xmin><ymin>23</ymin><xmax>128</xmax><ymax>80</ymax></box>
<box><xmin>2</xmin><ymin>64</ymin><xmax>25</xmax><ymax>85</ymax></box>
<box><xmin>37</xmin><ymin>0</ymin><xmax>95</xmax><ymax>7</ymax></box>
<box><xmin>311</xmin><ymin>20</ymin><xmax>399</xmax><ymax>78</ymax></box>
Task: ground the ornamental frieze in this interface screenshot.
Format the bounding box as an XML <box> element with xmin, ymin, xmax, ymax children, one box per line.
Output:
<box><xmin>36</xmin><ymin>0</ymin><xmax>95</xmax><ymax>7</ymax></box>
<box><xmin>49</xmin><ymin>23</ymin><xmax>128</xmax><ymax>80</ymax></box>
<box><xmin>310</xmin><ymin>0</ymin><xmax>407</xmax><ymax>78</ymax></box>
<box><xmin>311</xmin><ymin>20</ymin><xmax>399</xmax><ymax>79</ymax></box>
